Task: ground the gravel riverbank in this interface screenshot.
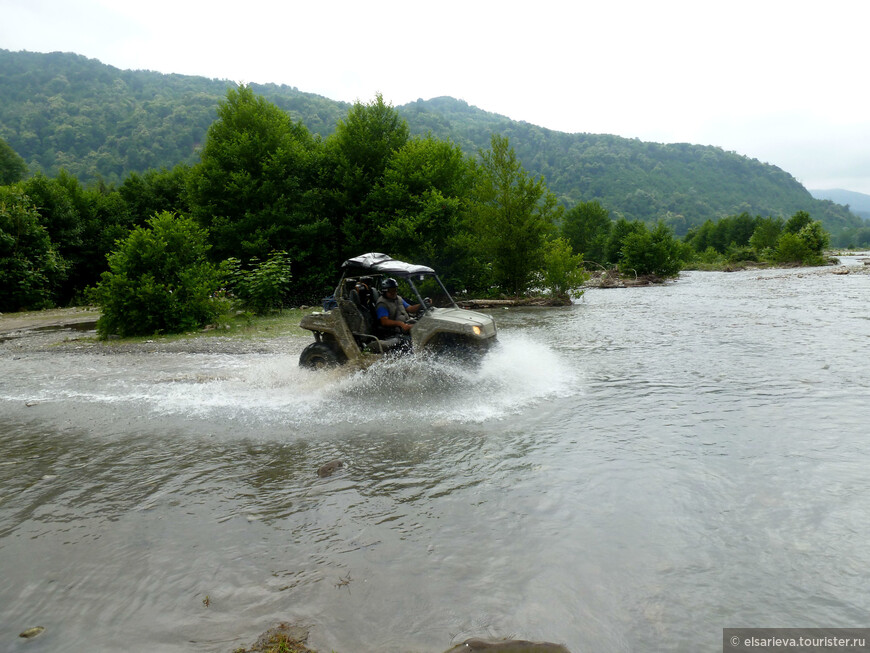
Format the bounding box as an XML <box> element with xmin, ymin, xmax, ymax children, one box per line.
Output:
<box><xmin>0</xmin><ymin>307</ymin><xmax>307</xmax><ymax>356</ymax></box>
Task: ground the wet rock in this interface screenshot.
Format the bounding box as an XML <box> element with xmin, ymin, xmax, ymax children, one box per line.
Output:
<box><xmin>317</xmin><ymin>459</ymin><xmax>344</xmax><ymax>477</ymax></box>
<box><xmin>236</xmin><ymin>623</ymin><xmax>311</xmax><ymax>652</ymax></box>
<box><xmin>19</xmin><ymin>626</ymin><xmax>45</xmax><ymax>639</ymax></box>
<box><xmin>443</xmin><ymin>638</ymin><xmax>571</xmax><ymax>653</ymax></box>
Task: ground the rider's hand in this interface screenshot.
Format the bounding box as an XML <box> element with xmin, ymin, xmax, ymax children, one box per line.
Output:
<box><xmin>402</xmin><ymin>322</ymin><xmax>412</xmax><ymax>332</ymax></box>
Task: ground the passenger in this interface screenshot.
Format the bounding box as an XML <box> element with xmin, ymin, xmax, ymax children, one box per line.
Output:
<box><xmin>353</xmin><ymin>276</ymin><xmax>375</xmax><ymax>311</ymax></box>
<box><xmin>375</xmin><ymin>278</ymin><xmax>423</xmax><ymax>336</ymax></box>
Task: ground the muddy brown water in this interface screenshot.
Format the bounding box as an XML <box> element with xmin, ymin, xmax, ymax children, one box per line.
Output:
<box><xmin>2</xmin><ymin>262</ymin><xmax>870</xmax><ymax>652</ymax></box>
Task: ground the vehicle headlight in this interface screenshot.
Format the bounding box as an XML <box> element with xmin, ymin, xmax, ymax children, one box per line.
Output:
<box><xmin>472</xmin><ymin>325</ymin><xmax>482</xmax><ymax>336</ymax></box>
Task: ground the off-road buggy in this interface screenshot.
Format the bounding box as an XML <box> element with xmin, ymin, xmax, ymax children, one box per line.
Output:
<box><xmin>298</xmin><ymin>253</ymin><xmax>497</xmax><ymax>368</ymax></box>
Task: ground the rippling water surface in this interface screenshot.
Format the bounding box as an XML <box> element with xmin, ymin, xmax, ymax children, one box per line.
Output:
<box><xmin>2</xmin><ymin>266</ymin><xmax>869</xmax><ymax>652</ymax></box>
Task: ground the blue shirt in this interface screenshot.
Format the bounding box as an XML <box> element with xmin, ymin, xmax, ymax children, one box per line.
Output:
<box><xmin>376</xmin><ymin>297</ymin><xmax>410</xmax><ymax>320</ymax></box>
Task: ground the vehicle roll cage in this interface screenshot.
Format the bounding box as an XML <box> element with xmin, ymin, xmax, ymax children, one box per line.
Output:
<box><xmin>335</xmin><ymin>252</ymin><xmax>458</xmax><ymax>310</ymax></box>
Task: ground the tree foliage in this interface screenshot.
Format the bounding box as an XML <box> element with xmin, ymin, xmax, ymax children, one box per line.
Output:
<box><xmin>0</xmin><ymin>136</ymin><xmax>27</xmax><ymax>185</ymax></box>
<box><xmin>187</xmin><ymin>86</ymin><xmax>332</xmax><ymax>291</ymax></box>
<box><xmin>326</xmin><ymin>93</ymin><xmax>410</xmax><ymax>259</ymax></box>
<box><xmin>92</xmin><ymin>212</ymin><xmax>219</xmax><ymax>337</ymax></box>
<box><xmin>1</xmin><ymin>50</ymin><xmax>862</xmax><ymax>247</ymax></box>
<box><xmin>560</xmin><ymin>200</ymin><xmax>612</xmax><ymax>266</ymax></box>
<box><xmin>748</xmin><ymin>216</ymin><xmax>783</xmax><ymax>252</ymax></box>
<box><xmin>783</xmin><ymin>210</ymin><xmax>813</xmax><ymax>235</ymax></box>
<box><xmin>373</xmin><ymin>134</ymin><xmax>477</xmax><ymax>287</ymax></box>
<box><xmin>684</xmin><ymin>210</ymin><xmax>832</xmax><ymax>267</ymax></box>
<box><xmin>541</xmin><ymin>237</ymin><xmax>589</xmax><ymax>298</ymax></box>
<box><xmin>471</xmin><ymin>134</ymin><xmax>560</xmax><ymax>295</ymax></box>
<box><xmin>2</xmin><ymin>73</ymin><xmax>850</xmax><ymax>318</ymax></box>
<box><xmin>18</xmin><ymin>171</ymin><xmax>137</xmax><ymax>303</ymax></box>
<box><xmin>0</xmin><ymin>187</ymin><xmax>67</xmax><ymax>310</ymax></box>
<box><xmin>221</xmin><ymin>250</ymin><xmax>293</xmax><ymax>315</ymax></box>
<box><xmin>616</xmin><ymin>221</ymin><xmax>685</xmax><ymax>277</ymax></box>
<box><xmin>119</xmin><ymin>165</ymin><xmax>191</xmax><ymax>225</ymax></box>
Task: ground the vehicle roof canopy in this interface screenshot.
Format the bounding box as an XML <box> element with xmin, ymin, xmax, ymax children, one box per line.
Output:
<box><xmin>341</xmin><ymin>252</ymin><xmax>435</xmax><ymax>277</ymax></box>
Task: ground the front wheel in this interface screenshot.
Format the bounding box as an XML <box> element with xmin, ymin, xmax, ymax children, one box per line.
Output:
<box><xmin>299</xmin><ymin>342</ymin><xmax>345</xmax><ymax>369</ymax></box>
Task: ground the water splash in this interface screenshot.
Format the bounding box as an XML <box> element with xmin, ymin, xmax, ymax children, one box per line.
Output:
<box><xmin>149</xmin><ymin>332</ymin><xmax>578</xmax><ymax>427</ymax></box>
<box><xmin>1</xmin><ymin>333</ymin><xmax>577</xmax><ymax>432</ymax></box>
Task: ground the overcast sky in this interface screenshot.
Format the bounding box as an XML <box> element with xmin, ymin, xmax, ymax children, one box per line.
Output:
<box><xmin>3</xmin><ymin>0</ymin><xmax>869</xmax><ymax>193</ymax></box>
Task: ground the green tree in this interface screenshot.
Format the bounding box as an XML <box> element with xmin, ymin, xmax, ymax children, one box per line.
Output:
<box><xmin>187</xmin><ymin>86</ymin><xmax>332</xmax><ymax>296</ymax></box>
<box><xmin>470</xmin><ymin>134</ymin><xmax>560</xmax><ymax>295</ymax></box>
<box><xmin>773</xmin><ymin>213</ymin><xmax>828</xmax><ymax>265</ymax></box>
<box><xmin>0</xmin><ymin>137</ymin><xmax>27</xmax><ymax>185</ymax></box>
<box><xmin>796</xmin><ymin>220</ymin><xmax>829</xmax><ymax>257</ymax></box>
<box><xmin>617</xmin><ymin>221</ymin><xmax>684</xmax><ymax>277</ymax></box>
<box><xmin>0</xmin><ymin>187</ymin><xmax>67</xmax><ymax>311</ymax></box>
<box><xmin>773</xmin><ymin>232</ymin><xmax>813</xmax><ymax>265</ymax></box>
<box><xmin>784</xmin><ymin>210</ymin><xmax>812</xmax><ymax>234</ymax></box>
<box><xmin>325</xmin><ymin>93</ymin><xmax>410</xmax><ymax>258</ymax></box>
<box><xmin>541</xmin><ymin>237</ymin><xmax>588</xmax><ymax>298</ymax></box>
<box><xmin>76</xmin><ymin>185</ymin><xmax>136</xmax><ymax>296</ymax></box>
<box><xmin>14</xmin><ymin>171</ymin><xmax>144</xmax><ymax>304</ymax></box>
<box><xmin>373</xmin><ymin>134</ymin><xmax>477</xmax><ymax>287</ymax></box>
<box><xmin>560</xmin><ymin>200</ymin><xmax>612</xmax><ymax>266</ymax></box>
<box><xmin>92</xmin><ymin>211</ymin><xmax>220</xmax><ymax>337</ymax></box>
<box><xmin>727</xmin><ymin>212</ymin><xmax>758</xmax><ymax>248</ymax></box>
<box><xmin>19</xmin><ymin>171</ymin><xmax>87</xmax><ymax>302</ymax></box>
<box><xmin>749</xmin><ymin>216</ymin><xmax>783</xmax><ymax>252</ymax></box>
<box><xmin>119</xmin><ymin>165</ymin><xmax>191</xmax><ymax>226</ymax></box>
<box><xmin>605</xmin><ymin>217</ymin><xmax>646</xmax><ymax>266</ymax></box>
<box><xmin>20</xmin><ymin>172</ymin><xmax>83</xmax><ymax>249</ymax></box>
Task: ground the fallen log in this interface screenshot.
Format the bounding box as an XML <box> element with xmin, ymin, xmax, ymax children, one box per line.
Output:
<box><xmin>457</xmin><ymin>297</ymin><xmax>571</xmax><ymax>309</ymax></box>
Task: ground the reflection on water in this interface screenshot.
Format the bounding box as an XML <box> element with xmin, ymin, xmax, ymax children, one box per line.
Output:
<box><xmin>2</xmin><ymin>267</ymin><xmax>870</xmax><ymax>652</ymax></box>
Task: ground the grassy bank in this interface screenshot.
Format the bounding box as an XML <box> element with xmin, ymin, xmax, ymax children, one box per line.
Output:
<box><xmin>150</xmin><ymin>307</ymin><xmax>311</xmax><ymax>342</ymax></box>
<box><xmin>78</xmin><ymin>307</ymin><xmax>314</xmax><ymax>352</ymax></box>
<box><xmin>0</xmin><ymin>307</ymin><xmax>314</xmax><ymax>356</ymax></box>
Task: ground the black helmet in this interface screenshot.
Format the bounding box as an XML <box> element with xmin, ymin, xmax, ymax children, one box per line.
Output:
<box><xmin>382</xmin><ymin>278</ymin><xmax>399</xmax><ymax>290</ymax></box>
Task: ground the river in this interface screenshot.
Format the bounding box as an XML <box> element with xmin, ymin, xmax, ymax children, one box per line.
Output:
<box><xmin>2</xmin><ymin>261</ymin><xmax>869</xmax><ymax>652</ymax></box>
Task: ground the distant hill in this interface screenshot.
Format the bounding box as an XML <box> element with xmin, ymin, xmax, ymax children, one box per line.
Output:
<box><xmin>397</xmin><ymin>96</ymin><xmax>863</xmax><ymax>240</ymax></box>
<box><xmin>0</xmin><ymin>49</ymin><xmax>865</xmax><ymax>243</ymax></box>
<box><xmin>810</xmin><ymin>188</ymin><xmax>870</xmax><ymax>220</ymax></box>
<box><xmin>0</xmin><ymin>49</ymin><xmax>348</xmax><ymax>179</ymax></box>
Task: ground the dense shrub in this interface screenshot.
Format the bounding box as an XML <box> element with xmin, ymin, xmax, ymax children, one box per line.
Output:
<box><xmin>618</xmin><ymin>222</ymin><xmax>684</xmax><ymax>277</ymax></box>
<box><xmin>797</xmin><ymin>220</ymin><xmax>829</xmax><ymax>255</ymax></box>
<box><xmin>92</xmin><ymin>211</ymin><xmax>220</xmax><ymax>337</ymax></box>
<box><xmin>695</xmin><ymin>246</ymin><xmax>724</xmax><ymax>265</ymax></box>
<box><xmin>220</xmin><ymin>250</ymin><xmax>293</xmax><ymax>314</ymax></box>
<box><xmin>773</xmin><ymin>233</ymin><xmax>813</xmax><ymax>265</ymax></box>
<box><xmin>725</xmin><ymin>244</ymin><xmax>759</xmax><ymax>263</ymax></box>
<box><xmin>772</xmin><ymin>219</ymin><xmax>829</xmax><ymax>265</ymax></box>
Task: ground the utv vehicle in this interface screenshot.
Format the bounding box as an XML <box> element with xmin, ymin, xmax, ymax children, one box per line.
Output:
<box><xmin>299</xmin><ymin>252</ymin><xmax>497</xmax><ymax>368</ymax></box>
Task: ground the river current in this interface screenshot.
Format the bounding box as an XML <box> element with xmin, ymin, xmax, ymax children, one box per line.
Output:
<box><xmin>2</xmin><ymin>263</ymin><xmax>869</xmax><ymax>652</ymax></box>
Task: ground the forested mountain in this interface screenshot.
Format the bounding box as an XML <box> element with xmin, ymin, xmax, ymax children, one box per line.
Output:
<box><xmin>810</xmin><ymin>188</ymin><xmax>870</xmax><ymax>220</ymax></box>
<box><xmin>0</xmin><ymin>50</ymin><xmax>348</xmax><ymax>181</ymax></box>
<box><xmin>0</xmin><ymin>49</ymin><xmax>864</xmax><ymax>242</ymax></box>
<box><xmin>400</xmin><ymin>97</ymin><xmax>862</xmax><ymax>239</ymax></box>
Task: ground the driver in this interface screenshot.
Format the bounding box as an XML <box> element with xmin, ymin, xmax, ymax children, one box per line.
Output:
<box><xmin>375</xmin><ymin>278</ymin><xmax>424</xmax><ymax>335</ymax></box>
